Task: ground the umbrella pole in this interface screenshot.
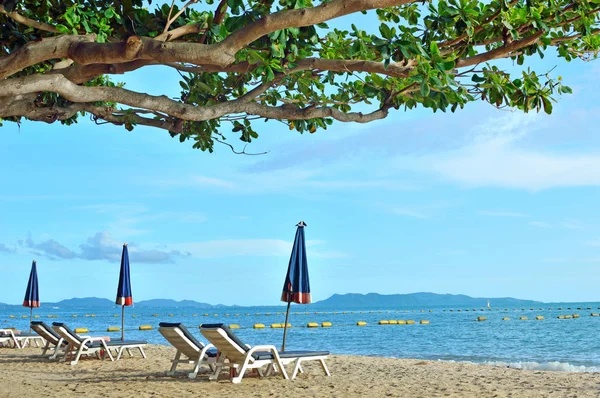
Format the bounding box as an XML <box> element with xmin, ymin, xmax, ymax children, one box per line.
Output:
<box><xmin>121</xmin><ymin>305</ymin><xmax>125</xmax><ymax>341</ymax></box>
<box><xmin>29</xmin><ymin>307</ymin><xmax>32</xmax><ymax>334</ymax></box>
<box><xmin>281</xmin><ymin>300</ymin><xmax>292</xmax><ymax>352</ymax></box>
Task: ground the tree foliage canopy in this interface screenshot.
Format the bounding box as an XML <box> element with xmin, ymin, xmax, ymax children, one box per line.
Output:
<box><xmin>0</xmin><ymin>0</ymin><xmax>597</xmax><ymax>151</ymax></box>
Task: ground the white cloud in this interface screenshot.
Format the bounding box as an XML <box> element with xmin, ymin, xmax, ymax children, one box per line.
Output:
<box><xmin>529</xmin><ymin>221</ymin><xmax>552</xmax><ymax>228</ymax></box>
<box><xmin>478</xmin><ymin>210</ymin><xmax>529</xmax><ymax>218</ymax></box>
<box><xmin>392</xmin><ymin>207</ymin><xmax>429</xmax><ymax>219</ymax></box>
<box><xmin>394</xmin><ymin>112</ymin><xmax>600</xmax><ymax>191</ymax></box>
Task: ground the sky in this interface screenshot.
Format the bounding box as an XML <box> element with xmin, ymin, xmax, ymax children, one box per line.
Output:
<box><xmin>2</xmin><ymin>16</ymin><xmax>600</xmax><ymax>306</ymax></box>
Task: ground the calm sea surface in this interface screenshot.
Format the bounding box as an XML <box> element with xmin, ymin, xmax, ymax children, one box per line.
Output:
<box><xmin>3</xmin><ymin>302</ymin><xmax>600</xmax><ymax>372</ymax></box>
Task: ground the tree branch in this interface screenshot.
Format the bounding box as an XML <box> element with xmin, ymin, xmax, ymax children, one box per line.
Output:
<box><xmin>456</xmin><ymin>32</ymin><xmax>545</xmax><ymax>68</ymax></box>
<box><xmin>0</xmin><ymin>4</ymin><xmax>60</xmax><ymax>33</ymax></box>
<box><xmin>0</xmin><ymin>73</ymin><xmax>390</xmax><ymax>123</ymax></box>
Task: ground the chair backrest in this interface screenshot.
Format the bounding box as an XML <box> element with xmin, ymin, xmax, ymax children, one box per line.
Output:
<box><xmin>31</xmin><ymin>321</ymin><xmax>61</xmax><ymax>345</ymax></box>
<box><xmin>158</xmin><ymin>322</ymin><xmax>204</xmax><ymax>359</ymax></box>
<box><xmin>200</xmin><ymin>323</ymin><xmax>249</xmax><ymax>363</ymax></box>
<box><xmin>51</xmin><ymin>322</ymin><xmax>84</xmax><ymax>347</ymax></box>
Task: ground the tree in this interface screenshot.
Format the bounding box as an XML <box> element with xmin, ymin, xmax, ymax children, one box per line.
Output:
<box><xmin>0</xmin><ymin>0</ymin><xmax>597</xmax><ymax>152</ymax></box>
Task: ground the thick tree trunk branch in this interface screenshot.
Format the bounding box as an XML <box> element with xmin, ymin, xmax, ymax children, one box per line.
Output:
<box><xmin>0</xmin><ymin>73</ymin><xmax>389</xmax><ymax>123</ymax></box>
<box><xmin>0</xmin><ymin>34</ymin><xmax>96</xmax><ymax>80</ymax></box>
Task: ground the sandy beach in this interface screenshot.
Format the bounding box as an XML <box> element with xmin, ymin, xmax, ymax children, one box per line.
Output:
<box><xmin>0</xmin><ymin>345</ymin><xmax>598</xmax><ymax>397</ymax></box>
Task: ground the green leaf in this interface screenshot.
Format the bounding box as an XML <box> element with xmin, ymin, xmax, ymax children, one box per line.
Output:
<box><xmin>420</xmin><ymin>80</ymin><xmax>430</xmax><ymax>97</ymax></box>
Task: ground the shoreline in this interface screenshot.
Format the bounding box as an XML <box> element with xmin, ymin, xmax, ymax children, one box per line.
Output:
<box><xmin>1</xmin><ymin>345</ymin><xmax>600</xmax><ymax>397</ymax></box>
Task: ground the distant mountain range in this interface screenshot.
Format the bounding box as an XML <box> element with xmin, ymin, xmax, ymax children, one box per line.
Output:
<box><xmin>20</xmin><ymin>292</ymin><xmax>545</xmax><ymax>309</ymax></box>
<box><xmin>313</xmin><ymin>293</ymin><xmax>542</xmax><ymax>308</ymax></box>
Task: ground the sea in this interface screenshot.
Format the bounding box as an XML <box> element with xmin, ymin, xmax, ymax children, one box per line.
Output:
<box><xmin>3</xmin><ymin>302</ymin><xmax>600</xmax><ymax>372</ymax></box>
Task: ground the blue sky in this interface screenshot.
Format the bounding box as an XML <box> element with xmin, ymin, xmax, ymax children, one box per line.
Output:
<box><xmin>2</xmin><ymin>22</ymin><xmax>600</xmax><ymax>305</ymax></box>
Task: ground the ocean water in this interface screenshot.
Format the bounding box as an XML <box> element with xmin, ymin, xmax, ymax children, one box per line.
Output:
<box><xmin>3</xmin><ymin>302</ymin><xmax>600</xmax><ymax>372</ymax></box>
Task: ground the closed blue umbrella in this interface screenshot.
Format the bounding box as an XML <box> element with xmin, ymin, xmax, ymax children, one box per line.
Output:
<box><xmin>23</xmin><ymin>260</ymin><xmax>40</xmax><ymax>330</ymax></box>
<box><xmin>281</xmin><ymin>221</ymin><xmax>311</xmax><ymax>351</ymax></box>
<box><xmin>116</xmin><ymin>244</ymin><xmax>132</xmax><ymax>340</ymax></box>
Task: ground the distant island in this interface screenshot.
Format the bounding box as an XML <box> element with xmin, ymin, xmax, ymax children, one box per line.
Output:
<box><xmin>19</xmin><ymin>292</ymin><xmax>545</xmax><ymax>309</ymax></box>
<box><xmin>313</xmin><ymin>292</ymin><xmax>542</xmax><ymax>308</ymax></box>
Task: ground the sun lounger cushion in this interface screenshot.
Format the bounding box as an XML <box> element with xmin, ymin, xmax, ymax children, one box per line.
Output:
<box><xmin>31</xmin><ymin>321</ymin><xmax>62</xmax><ymax>342</ymax></box>
<box><xmin>159</xmin><ymin>322</ymin><xmax>218</xmax><ymax>357</ymax></box>
<box><xmin>201</xmin><ymin>324</ymin><xmax>327</xmax><ymax>360</ymax></box>
<box><xmin>201</xmin><ymin>323</ymin><xmax>249</xmax><ymax>351</ymax></box>
<box><xmin>252</xmin><ymin>350</ymin><xmax>330</xmax><ymax>360</ymax></box>
<box><xmin>52</xmin><ymin>322</ymin><xmax>146</xmax><ymax>347</ymax></box>
<box><xmin>86</xmin><ymin>340</ymin><xmax>147</xmax><ymax>348</ymax></box>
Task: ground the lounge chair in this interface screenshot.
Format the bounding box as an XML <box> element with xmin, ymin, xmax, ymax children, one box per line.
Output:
<box><xmin>158</xmin><ymin>322</ymin><xmax>218</xmax><ymax>378</ymax></box>
<box><xmin>200</xmin><ymin>323</ymin><xmax>330</xmax><ymax>383</ymax></box>
<box><xmin>0</xmin><ymin>328</ymin><xmax>45</xmax><ymax>349</ymax></box>
<box><xmin>30</xmin><ymin>321</ymin><xmax>69</xmax><ymax>359</ymax></box>
<box><xmin>52</xmin><ymin>322</ymin><xmax>147</xmax><ymax>365</ymax></box>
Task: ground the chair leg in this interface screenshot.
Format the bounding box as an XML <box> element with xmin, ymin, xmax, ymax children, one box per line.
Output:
<box><xmin>291</xmin><ymin>360</ymin><xmax>303</xmax><ymax>379</ymax></box>
<box><xmin>138</xmin><ymin>346</ymin><xmax>147</xmax><ymax>359</ymax></box>
<box><xmin>319</xmin><ymin>359</ymin><xmax>331</xmax><ymax>376</ymax></box>
<box><xmin>189</xmin><ymin>357</ymin><xmax>203</xmax><ymax>379</ymax></box>
<box><xmin>167</xmin><ymin>351</ymin><xmax>181</xmax><ymax>375</ymax></box>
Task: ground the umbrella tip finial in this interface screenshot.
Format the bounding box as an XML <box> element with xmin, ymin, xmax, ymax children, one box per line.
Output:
<box><xmin>123</xmin><ymin>243</ymin><xmax>128</xmax><ymax>246</ymax></box>
<box><xmin>297</xmin><ymin>221</ymin><xmax>307</xmax><ymax>227</ymax></box>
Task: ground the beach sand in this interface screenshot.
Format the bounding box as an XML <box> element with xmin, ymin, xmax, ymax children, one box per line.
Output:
<box><xmin>0</xmin><ymin>345</ymin><xmax>599</xmax><ymax>397</ymax></box>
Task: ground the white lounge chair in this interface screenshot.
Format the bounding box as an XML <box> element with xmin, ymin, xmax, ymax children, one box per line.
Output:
<box><xmin>0</xmin><ymin>328</ymin><xmax>45</xmax><ymax>349</ymax></box>
<box><xmin>30</xmin><ymin>321</ymin><xmax>69</xmax><ymax>359</ymax></box>
<box><xmin>158</xmin><ymin>322</ymin><xmax>218</xmax><ymax>378</ymax></box>
<box><xmin>200</xmin><ymin>323</ymin><xmax>330</xmax><ymax>384</ymax></box>
<box><xmin>52</xmin><ymin>322</ymin><xmax>147</xmax><ymax>365</ymax></box>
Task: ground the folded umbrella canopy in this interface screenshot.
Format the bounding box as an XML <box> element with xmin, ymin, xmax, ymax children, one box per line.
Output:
<box><xmin>116</xmin><ymin>244</ymin><xmax>132</xmax><ymax>340</ymax></box>
<box><xmin>23</xmin><ymin>260</ymin><xmax>40</xmax><ymax>331</ymax></box>
<box><xmin>281</xmin><ymin>221</ymin><xmax>311</xmax><ymax>352</ymax></box>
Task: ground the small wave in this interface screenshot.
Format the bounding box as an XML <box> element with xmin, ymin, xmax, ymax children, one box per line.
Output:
<box><xmin>484</xmin><ymin>361</ymin><xmax>600</xmax><ymax>373</ymax></box>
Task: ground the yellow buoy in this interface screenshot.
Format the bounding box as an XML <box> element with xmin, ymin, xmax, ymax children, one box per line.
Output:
<box><xmin>234</xmin><ymin>314</ymin><xmax>239</xmax><ymax>316</ymax></box>
<box><xmin>75</xmin><ymin>328</ymin><xmax>88</xmax><ymax>334</ymax></box>
<box><xmin>224</xmin><ymin>314</ymin><xmax>229</xmax><ymax>317</ymax></box>
<box><xmin>72</xmin><ymin>314</ymin><xmax>77</xmax><ymax>318</ymax></box>
<box><xmin>378</xmin><ymin>320</ymin><xmax>389</xmax><ymax>325</ymax></box>
<box><xmin>321</xmin><ymin>322</ymin><xmax>332</xmax><ymax>327</ymax></box>
<box><xmin>591</xmin><ymin>313</ymin><xmax>600</xmax><ymax>317</ymax></box>
<box><xmin>387</xmin><ymin>320</ymin><xmax>397</xmax><ymax>325</ymax></box>
<box><xmin>397</xmin><ymin>320</ymin><xmax>407</xmax><ymax>325</ymax></box>
<box><xmin>139</xmin><ymin>325</ymin><xmax>153</xmax><ymax>330</ymax></box>
<box><xmin>229</xmin><ymin>324</ymin><xmax>240</xmax><ymax>329</ymax></box>
<box><xmin>406</xmin><ymin>320</ymin><xmax>415</xmax><ymax>325</ymax></box>
<box><xmin>21</xmin><ymin>315</ymin><xmax>28</xmax><ymax>318</ymax></box>
<box><xmin>520</xmin><ymin>316</ymin><xmax>528</xmax><ymax>320</ymax></box>
<box><xmin>535</xmin><ymin>316</ymin><xmax>544</xmax><ymax>320</ymax></box>
<box><xmin>8</xmin><ymin>315</ymin><xmax>15</xmax><ymax>319</ymax></box>
<box><xmin>270</xmin><ymin>323</ymin><xmax>282</xmax><ymax>328</ymax></box>
<box><xmin>192</xmin><ymin>314</ymin><xmax>198</xmax><ymax>317</ymax></box>
<box><xmin>253</xmin><ymin>324</ymin><xmax>265</xmax><ymax>329</ymax></box>
<box><xmin>33</xmin><ymin>315</ymin><xmax>40</xmax><ymax>319</ymax></box>
<box><xmin>113</xmin><ymin>314</ymin><xmax>119</xmax><ymax>317</ymax></box>
<box><xmin>573</xmin><ymin>314</ymin><xmax>580</xmax><ymax>318</ymax></box>
<box><xmin>203</xmin><ymin>314</ymin><xmax>209</xmax><ymax>316</ymax></box>
<box><xmin>168</xmin><ymin>314</ymin><xmax>174</xmax><ymax>317</ymax></box>
<box><xmin>357</xmin><ymin>321</ymin><xmax>367</xmax><ymax>326</ymax></box>
<box><xmin>91</xmin><ymin>314</ymin><xmax>96</xmax><ymax>317</ymax></box>
<box><xmin>152</xmin><ymin>314</ymin><xmax>159</xmax><ymax>317</ymax></box>
<box><xmin>477</xmin><ymin>316</ymin><xmax>487</xmax><ymax>321</ymax></box>
<box><xmin>420</xmin><ymin>320</ymin><xmax>430</xmax><ymax>324</ymax></box>
<box><xmin>502</xmin><ymin>317</ymin><xmax>510</xmax><ymax>321</ymax></box>
<box><xmin>307</xmin><ymin>322</ymin><xmax>319</xmax><ymax>328</ymax></box>
<box><xmin>85</xmin><ymin>314</ymin><xmax>90</xmax><ymax>317</ymax></box>
<box><xmin>107</xmin><ymin>326</ymin><xmax>120</xmax><ymax>332</ymax></box>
